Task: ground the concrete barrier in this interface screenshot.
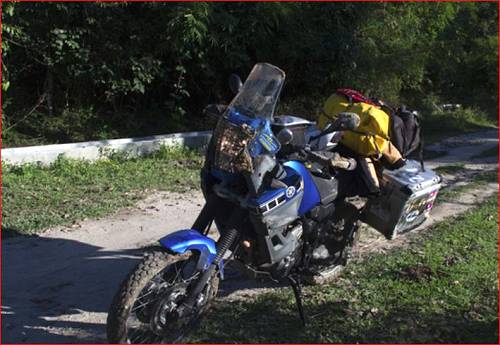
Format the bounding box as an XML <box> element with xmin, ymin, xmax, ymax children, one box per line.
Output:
<box><xmin>2</xmin><ymin>131</ymin><xmax>212</xmax><ymax>165</ymax></box>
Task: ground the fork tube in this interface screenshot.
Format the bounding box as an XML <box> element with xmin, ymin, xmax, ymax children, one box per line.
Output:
<box><xmin>191</xmin><ymin>193</ymin><xmax>218</xmax><ymax>232</ymax></box>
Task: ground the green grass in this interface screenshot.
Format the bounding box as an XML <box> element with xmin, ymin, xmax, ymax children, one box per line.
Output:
<box><xmin>421</xmin><ymin>108</ymin><xmax>497</xmax><ymax>144</ymax></box>
<box><xmin>438</xmin><ymin>169</ymin><xmax>498</xmax><ymax>202</ymax></box>
<box><xmin>434</xmin><ymin>163</ymin><xmax>466</xmax><ymax>175</ymax></box>
<box><xmin>2</xmin><ymin>146</ymin><xmax>203</xmax><ymax>236</ymax></box>
<box><xmin>190</xmin><ymin>195</ymin><xmax>499</xmax><ymax>343</ymax></box>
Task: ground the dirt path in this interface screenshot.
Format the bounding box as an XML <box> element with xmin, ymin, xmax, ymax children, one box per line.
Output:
<box><xmin>2</xmin><ymin>130</ymin><xmax>498</xmax><ymax>343</ymax></box>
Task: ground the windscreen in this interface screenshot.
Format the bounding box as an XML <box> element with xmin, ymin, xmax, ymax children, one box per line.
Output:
<box><xmin>227</xmin><ymin>63</ymin><xmax>286</xmax><ymax>120</ymax></box>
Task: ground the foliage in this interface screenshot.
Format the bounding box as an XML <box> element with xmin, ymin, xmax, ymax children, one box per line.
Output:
<box><xmin>2</xmin><ymin>145</ymin><xmax>203</xmax><ymax>235</ymax></box>
<box><xmin>427</xmin><ymin>2</ymin><xmax>499</xmax><ymax>113</ymax></box>
<box><xmin>421</xmin><ymin>106</ymin><xmax>497</xmax><ymax>144</ymax></box>
<box><xmin>2</xmin><ymin>2</ymin><xmax>498</xmax><ymax>147</ymax></box>
<box><xmin>190</xmin><ymin>195</ymin><xmax>499</xmax><ymax>343</ymax></box>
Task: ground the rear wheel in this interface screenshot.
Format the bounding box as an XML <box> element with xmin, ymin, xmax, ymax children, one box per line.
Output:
<box><xmin>107</xmin><ymin>249</ymin><xmax>219</xmax><ymax>343</ymax></box>
<box><xmin>305</xmin><ymin>201</ymin><xmax>360</xmax><ymax>284</ymax></box>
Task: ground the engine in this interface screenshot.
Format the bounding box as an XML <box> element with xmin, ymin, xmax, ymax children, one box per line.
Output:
<box><xmin>270</xmin><ymin>223</ymin><xmax>304</xmax><ymax>278</ymax></box>
<box><xmin>234</xmin><ymin>221</ymin><xmax>304</xmax><ymax>280</ymax></box>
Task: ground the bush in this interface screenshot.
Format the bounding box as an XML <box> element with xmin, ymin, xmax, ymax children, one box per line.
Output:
<box><xmin>420</xmin><ymin>106</ymin><xmax>497</xmax><ymax>143</ymax></box>
<box><xmin>2</xmin><ymin>2</ymin><xmax>497</xmax><ymax>147</ymax></box>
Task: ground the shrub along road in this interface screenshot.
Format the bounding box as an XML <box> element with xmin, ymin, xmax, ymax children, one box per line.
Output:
<box><xmin>2</xmin><ymin>130</ymin><xmax>498</xmax><ymax>343</ymax></box>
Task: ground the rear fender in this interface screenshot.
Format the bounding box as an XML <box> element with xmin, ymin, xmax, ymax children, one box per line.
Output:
<box><xmin>159</xmin><ymin>229</ymin><xmax>223</xmax><ymax>278</ymax></box>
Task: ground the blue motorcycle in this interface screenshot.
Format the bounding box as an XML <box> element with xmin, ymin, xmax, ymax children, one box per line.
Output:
<box><xmin>107</xmin><ymin>63</ymin><xmax>361</xmax><ymax>343</ymax></box>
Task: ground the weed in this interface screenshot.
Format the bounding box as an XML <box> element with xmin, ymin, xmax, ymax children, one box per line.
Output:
<box><xmin>421</xmin><ymin>107</ymin><xmax>497</xmax><ymax>144</ymax></box>
<box><xmin>438</xmin><ymin>169</ymin><xmax>498</xmax><ymax>201</ymax></box>
<box><xmin>434</xmin><ymin>164</ymin><xmax>466</xmax><ymax>175</ymax></box>
<box><xmin>2</xmin><ymin>145</ymin><xmax>203</xmax><ymax>236</ymax></box>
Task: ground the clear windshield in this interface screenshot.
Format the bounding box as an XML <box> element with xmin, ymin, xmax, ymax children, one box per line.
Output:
<box><xmin>227</xmin><ymin>63</ymin><xmax>285</xmax><ymax>120</ymax></box>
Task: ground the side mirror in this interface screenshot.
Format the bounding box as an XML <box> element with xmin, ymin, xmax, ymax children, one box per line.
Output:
<box><xmin>204</xmin><ymin>104</ymin><xmax>227</xmax><ymax>118</ymax></box>
<box><xmin>312</xmin><ymin>112</ymin><xmax>361</xmax><ymax>142</ymax></box>
<box><xmin>277</xmin><ymin>128</ymin><xmax>294</xmax><ymax>146</ymax></box>
<box><xmin>228</xmin><ymin>74</ymin><xmax>243</xmax><ymax>94</ymax></box>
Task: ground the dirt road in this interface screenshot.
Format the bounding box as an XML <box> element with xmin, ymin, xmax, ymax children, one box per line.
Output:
<box><xmin>2</xmin><ymin>130</ymin><xmax>498</xmax><ymax>343</ymax></box>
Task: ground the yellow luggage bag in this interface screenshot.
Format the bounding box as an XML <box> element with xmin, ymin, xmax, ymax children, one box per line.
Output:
<box><xmin>319</xmin><ymin>93</ymin><xmax>391</xmax><ymax>157</ymax></box>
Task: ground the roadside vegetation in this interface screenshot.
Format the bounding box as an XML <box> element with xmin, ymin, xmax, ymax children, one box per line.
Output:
<box><xmin>3</xmin><ymin>143</ymin><xmax>497</xmax><ymax>237</ymax></box>
<box><xmin>190</xmin><ymin>195</ymin><xmax>499</xmax><ymax>343</ymax></box>
<box><xmin>437</xmin><ymin>169</ymin><xmax>498</xmax><ymax>202</ymax></box>
<box><xmin>434</xmin><ymin>163</ymin><xmax>466</xmax><ymax>175</ymax></box>
<box><xmin>3</xmin><ymin>2</ymin><xmax>497</xmax><ymax>147</ymax></box>
<box><xmin>420</xmin><ymin>108</ymin><xmax>497</xmax><ymax>144</ymax></box>
<box><xmin>2</xmin><ymin>146</ymin><xmax>203</xmax><ymax>236</ymax></box>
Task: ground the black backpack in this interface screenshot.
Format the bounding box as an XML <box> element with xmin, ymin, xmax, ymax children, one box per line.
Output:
<box><xmin>389</xmin><ymin>105</ymin><xmax>424</xmax><ymax>168</ymax></box>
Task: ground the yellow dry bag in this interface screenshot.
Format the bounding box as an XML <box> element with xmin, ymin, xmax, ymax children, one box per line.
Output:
<box><xmin>319</xmin><ymin>93</ymin><xmax>390</xmax><ymax>157</ymax></box>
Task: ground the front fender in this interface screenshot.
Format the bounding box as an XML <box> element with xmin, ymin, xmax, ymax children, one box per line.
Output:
<box><xmin>159</xmin><ymin>229</ymin><xmax>220</xmax><ymax>274</ymax></box>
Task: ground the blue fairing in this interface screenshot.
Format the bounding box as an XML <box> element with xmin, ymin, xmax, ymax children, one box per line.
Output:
<box><xmin>253</xmin><ymin>187</ymin><xmax>285</xmax><ymax>205</ymax></box>
<box><xmin>284</xmin><ymin>161</ymin><xmax>321</xmax><ymax>215</ymax></box>
<box><xmin>159</xmin><ymin>229</ymin><xmax>217</xmax><ymax>271</ymax></box>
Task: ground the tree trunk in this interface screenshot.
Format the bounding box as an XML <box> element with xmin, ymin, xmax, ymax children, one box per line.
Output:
<box><xmin>46</xmin><ymin>68</ymin><xmax>54</xmax><ymax>117</ymax></box>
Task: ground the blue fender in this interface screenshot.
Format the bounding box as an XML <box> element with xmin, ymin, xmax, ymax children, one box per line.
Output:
<box><xmin>159</xmin><ymin>229</ymin><xmax>223</xmax><ymax>277</ymax></box>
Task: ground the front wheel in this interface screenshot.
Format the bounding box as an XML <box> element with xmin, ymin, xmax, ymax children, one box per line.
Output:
<box><xmin>107</xmin><ymin>249</ymin><xmax>219</xmax><ymax>344</ymax></box>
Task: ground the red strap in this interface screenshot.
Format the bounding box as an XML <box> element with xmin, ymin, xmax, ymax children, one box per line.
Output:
<box><xmin>336</xmin><ymin>88</ymin><xmax>379</xmax><ymax>107</ymax></box>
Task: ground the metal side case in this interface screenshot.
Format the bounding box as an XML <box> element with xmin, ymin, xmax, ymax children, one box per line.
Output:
<box><xmin>361</xmin><ymin>160</ymin><xmax>441</xmax><ymax>239</ymax></box>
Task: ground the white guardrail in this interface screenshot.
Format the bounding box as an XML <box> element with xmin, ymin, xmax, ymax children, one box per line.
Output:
<box><xmin>1</xmin><ymin>131</ymin><xmax>212</xmax><ymax>166</ymax></box>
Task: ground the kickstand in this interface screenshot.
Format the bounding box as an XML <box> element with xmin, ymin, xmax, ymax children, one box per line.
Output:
<box><xmin>288</xmin><ymin>275</ymin><xmax>307</xmax><ymax>326</ymax></box>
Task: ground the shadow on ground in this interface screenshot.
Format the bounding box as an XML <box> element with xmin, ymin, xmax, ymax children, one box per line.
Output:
<box><xmin>192</xmin><ymin>284</ymin><xmax>498</xmax><ymax>343</ymax></box>
<box><xmin>2</xmin><ymin>230</ymin><xmax>142</xmax><ymax>343</ymax></box>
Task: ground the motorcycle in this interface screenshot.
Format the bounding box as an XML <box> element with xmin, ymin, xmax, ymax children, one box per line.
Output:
<box><xmin>106</xmin><ymin>63</ymin><xmax>363</xmax><ymax>343</ymax></box>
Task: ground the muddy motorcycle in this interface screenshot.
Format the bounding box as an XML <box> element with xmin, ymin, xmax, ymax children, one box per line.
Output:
<box><xmin>107</xmin><ymin>63</ymin><xmax>364</xmax><ymax>343</ymax></box>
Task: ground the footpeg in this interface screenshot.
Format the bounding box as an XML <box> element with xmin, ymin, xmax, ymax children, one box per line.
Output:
<box><xmin>330</xmin><ymin>153</ymin><xmax>357</xmax><ymax>171</ymax></box>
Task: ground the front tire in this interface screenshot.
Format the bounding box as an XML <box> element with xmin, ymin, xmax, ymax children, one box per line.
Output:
<box><xmin>107</xmin><ymin>249</ymin><xmax>219</xmax><ymax>344</ymax></box>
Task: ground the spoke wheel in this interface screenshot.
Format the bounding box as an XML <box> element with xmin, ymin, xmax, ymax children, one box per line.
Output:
<box><xmin>107</xmin><ymin>249</ymin><xmax>219</xmax><ymax>344</ymax></box>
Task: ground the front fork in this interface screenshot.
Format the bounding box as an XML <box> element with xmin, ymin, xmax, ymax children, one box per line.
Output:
<box><xmin>191</xmin><ymin>193</ymin><xmax>220</xmax><ymax>234</ymax></box>
<box><xmin>181</xmin><ymin>227</ymin><xmax>238</xmax><ymax>310</ymax></box>
<box><xmin>181</xmin><ymin>197</ymin><xmax>243</xmax><ymax>311</ymax></box>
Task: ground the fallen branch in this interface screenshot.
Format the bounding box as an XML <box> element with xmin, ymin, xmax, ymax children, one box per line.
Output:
<box><xmin>5</xmin><ymin>93</ymin><xmax>47</xmax><ymax>132</ymax></box>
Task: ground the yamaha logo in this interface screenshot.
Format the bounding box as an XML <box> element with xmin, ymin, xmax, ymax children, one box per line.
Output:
<box><xmin>286</xmin><ymin>186</ymin><xmax>296</xmax><ymax>198</ymax></box>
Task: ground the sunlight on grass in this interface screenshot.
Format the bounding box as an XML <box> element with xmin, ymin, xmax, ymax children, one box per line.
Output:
<box><xmin>2</xmin><ymin>146</ymin><xmax>203</xmax><ymax>236</ymax></box>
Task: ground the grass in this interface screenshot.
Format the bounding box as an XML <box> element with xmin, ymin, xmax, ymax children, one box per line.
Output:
<box><xmin>434</xmin><ymin>163</ymin><xmax>466</xmax><ymax>175</ymax></box>
<box><xmin>421</xmin><ymin>108</ymin><xmax>497</xmax><ymax>144</ymax></box>
<box><xmin>190</xmin><ymin>195</ymin><xmax>499</xmax><ymax>343</ymax></box>
<box><xmin>2</xmin><ymin>146</ymin><xmax>203</xmax><ymax>236</ymax></box>
<box><xmin>438</xmin><ymin>169</ymin><xmax>498</xmax><ymax>202</ymax></box>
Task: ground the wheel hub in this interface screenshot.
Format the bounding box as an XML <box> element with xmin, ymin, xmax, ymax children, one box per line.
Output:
<box><xmin>150</xmin><ymin>287</ymin><xmax>187</xmax><ymax>335</ymax></box>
